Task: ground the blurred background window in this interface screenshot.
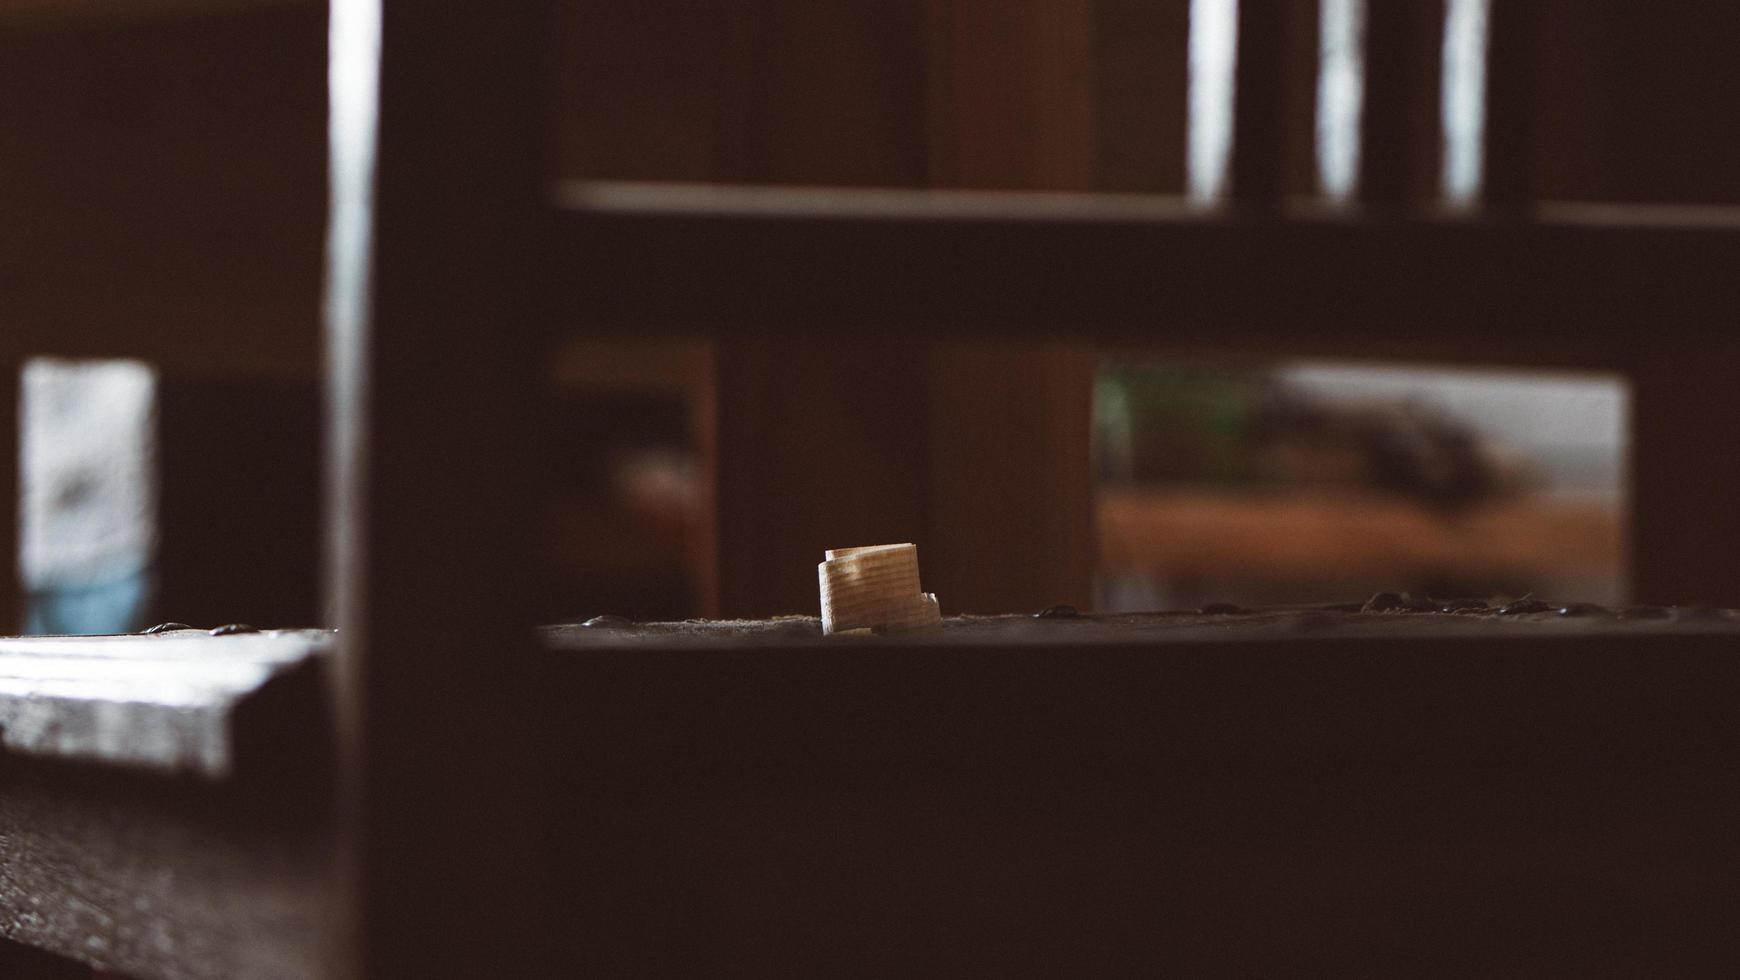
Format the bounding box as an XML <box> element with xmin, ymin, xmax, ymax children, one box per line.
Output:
<box><xmin>20</xmin><ymin>358</ymin><xmax>158</xmax><ymax>635</ymax></box>
<box><xmin>1095</xmin><ymin>359</ymin><xmax>1626</xmax><ymax>610</ymax></box>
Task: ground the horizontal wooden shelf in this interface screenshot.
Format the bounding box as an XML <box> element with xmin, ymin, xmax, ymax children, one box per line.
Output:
<box><xmin>552</xmin><ymin>181</ymin><xmax>1740</xmax><ymax>367</ymax></box>
<box><xmin>0</xmin><ymin>629</ymin><xmax>327</xmax><ymax>777</ymax></box>
<box><xmin>2</xmin><ymin>614</ymin><xmax>1735</xmax><ymax>976</ymax></box>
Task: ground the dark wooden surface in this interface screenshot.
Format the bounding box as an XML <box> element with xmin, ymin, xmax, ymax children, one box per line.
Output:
<box><xmin>0</xmin><ymin>631</ymin><xmax>333</xmax><ymax>980</ymax></box>
<box><xmin>546</xmin><ymin>614</ymin><xmax>1740</xmax><ymax>975</ymax></box>
<box><xmin>0</xmin><ymin>614</ymin><xmax>1730</xmax><ymax>976</ymax></box>
<box><xmin>0</xmin><ymin>763</ymin><xmax>333</xmax><ymax>980</ymax></box>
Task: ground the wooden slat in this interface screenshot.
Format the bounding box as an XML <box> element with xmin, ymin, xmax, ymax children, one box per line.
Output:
<box><xmin>0</xmin><ymin>365</ymin><xmax>16</xmax><ymax>634</ymax></box>
<box><xmin>0</xmin><ymin>614</ymin><xmax>1729</xmax><ymax>978</ymax></box>
<box><xmin>1229</xmin><ymin>0</ymin><xmax>1287</xmax><ymax>208</ymax></box>
<box><xmin>924</xmin><ymin>0</ymin><xmax>1098</xmax><ymax>615</ymax></box>
<box><xmin>1358</xmin><ymin>0</ymin><xmax>1441</xmax><ymax>208</ymax></box>
<box><xmin>1631</xmin><ymin>346</ymin><xmax>1740</xmax><ymax>607</ymax></box>
<box><xmin>1481</xmin><ymin>0</ymin><xmax>1542</xmax><ymax>211</ymax></box>
<box><xmin>324</xmin><ymin>0</ymin><xmax>556</xmax><ymax>976</ymax></box>
<box><xmin>553</xmin><ymin>183</ymin><xmax>1740</xmax><ymax>363</ymax></box>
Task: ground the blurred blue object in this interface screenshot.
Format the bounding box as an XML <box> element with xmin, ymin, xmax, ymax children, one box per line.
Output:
<box><xmin>26</xmin><ymin>567</ymin><xmax>153</xmax><ymax>636</ymax></box>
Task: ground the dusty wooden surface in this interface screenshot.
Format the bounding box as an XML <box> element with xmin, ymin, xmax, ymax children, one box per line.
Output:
<box><xmin>0</xmin><ymin>762</ymin><xmax>333</xmax><ymax>980</ymax></box>
<box><xmin>547</xmin><ymin>603</ymin><xmax>1740</xmax><ymax>647</ymax></box>
<box><xmin>0</xmin><ymin>630</ymin><xmax>329</xmax><ymax>777</ymax></box>
<box><xmin>0</xmin><ymin>613</ymin><xmax>1732</xmax><ymax>976</ymax></box>
<box><xmin>0</xmin><ymin>630</ymin><xmax>333</xmax><ymax>979</ymax></box>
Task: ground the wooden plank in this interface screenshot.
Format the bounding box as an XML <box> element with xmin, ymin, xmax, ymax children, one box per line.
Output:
<box><xmin>1630</xmin><ymin>346</ymin><xmax>1740</xmax><ymax>606</ymax></box>
<box><xmin>0</xmin><ymin>615</ymin><xmax>1727</xmax><ymax>977</ymax></box>
<box><xmin>324</xmin><ymin>0</ymin><xmax>555</xmax><ymax>976</ymax></box>
<box><xmin>553</xmin><ymin>184</ymin><xmax>1740</xmax><ymax>362</ymax></box>
<box><xmin>1481</xmin><ymin>0</ymin><xmax>1543</xmax><ymax>211</ymax></box>
<box><xmin>0</xmin><ymin>630</ymin><xmax>327</xmax><ymax>777</ymax></box>
<box><xmin>924</xmin><ymin>0</ymin><xmax>1098</xmax><ymax>614</ymax></box>
<box><xmin>1095</xmin><ymin>0</ymin><xmax>1190</xmax><ymax>194</ymax></box>
<box><xmin>0</xmin><ymin>762</ymin><xmax>332</xmax><ymax>980</ymax></box>
<box><xmin>926</xmin><ymin>0</ymin><xmax>1095</xmax><ymax>191</ymax></box>
<box><xmin>713</xmin><ymin>339</ymin><xmax>931</xmax><ymax>618</ymax></box>
<box><xmin>690</xmin><ymin>0</ymin><xmax>933</xmax><ymax>618</ymax></box>
<box><xmin>543</xmin><ymin>617</ymin><xmax>1740</xmax><ymax>974</ymax></box>
<box><xmin>1359</xmin><ymin>0</ymin><xmax>1441</xmax><ymax>208</ymax></box>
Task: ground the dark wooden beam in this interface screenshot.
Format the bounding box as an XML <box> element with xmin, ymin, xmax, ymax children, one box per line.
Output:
<box><xmin>324</xmin><ymin>0</ymin><xmax>556</xmax><ymax>975</ymax></box>
<box><xmin>553</xmin><ymin>184</ymin><xmax>1740</xmax><ymax>365</ymax></box>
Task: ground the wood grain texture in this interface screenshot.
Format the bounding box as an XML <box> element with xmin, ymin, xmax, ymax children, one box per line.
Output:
<box><xmin>0</xmin><ymin>763</ymin><xmax>332</xmax><ymax>980</ymax></box>
<box><xmin>922</xmin><ymin>0</ymin><xmax>1099</xmax><ymax>615</ymax></box>
<box><xmin>0</xmin><ymin>630</ymin><xmax>328</xmax><ymax>776</ymax></box>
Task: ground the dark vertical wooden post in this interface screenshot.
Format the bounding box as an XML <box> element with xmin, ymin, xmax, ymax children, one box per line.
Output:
<box><xmin>1630</xmin><ymin>347</ymin><xmax>1740</xmax><ymax>607</ymax></box>
<box><xmin>325</xmin><ymin>1</ymin><xmax>553</xmax><ymax>976</ymax></box>
<box><xmin>1229</xmin><ymin>0</ymin><xmax>1287</xmax><ymax>209</ymax></box>
<box><xmin>925</xmin><ymin>0</ymin><xmax>1098</xmax><ymax>614</ymax></box>
<box><xmin>0</xmin><ymin>361</ymin><xmax>16</xmax><ymax>633</ymax></box>
<box><xmin>708</xmin><ymin>0</ymin><xmax>935</xmax><ymax>618</ymax></box>
<box><xmin>1359</xmin><ymin>0</ymin><xmax>1441</xmax><ymax>208</ymax></box>
<box><xmin>1481</xmin><ymin>0</ymin><xmax>1541</xmax><ymax>211</ymax></box>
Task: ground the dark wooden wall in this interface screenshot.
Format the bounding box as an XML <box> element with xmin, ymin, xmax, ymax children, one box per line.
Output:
<box><xmin>0</xmin><ymin>4</ymin><xmax>328</xmax><ymax>633</ymax></box>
